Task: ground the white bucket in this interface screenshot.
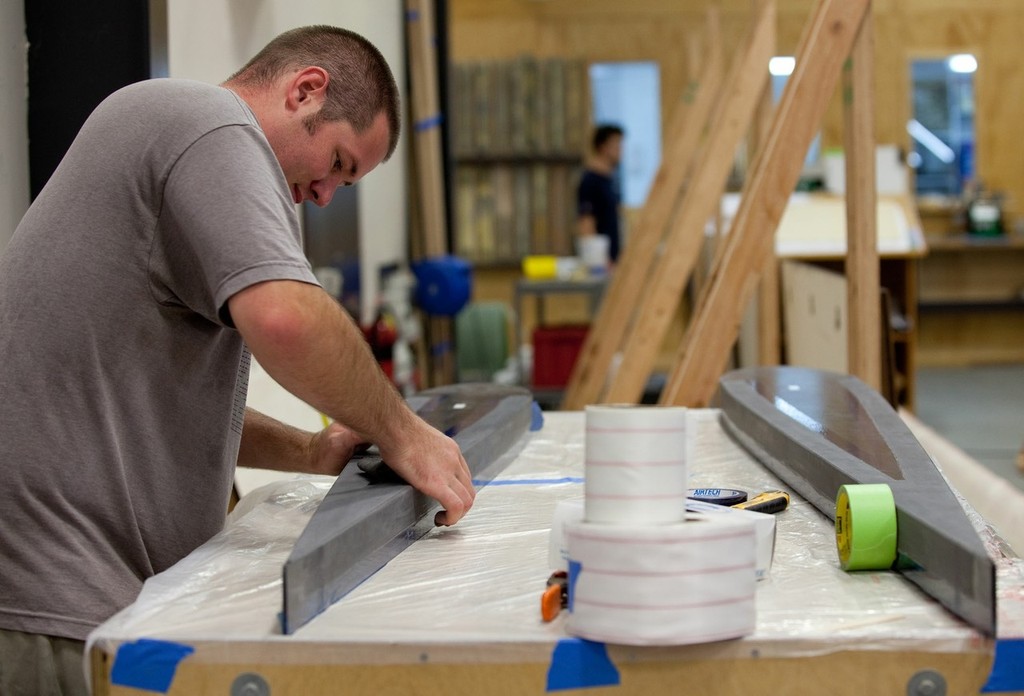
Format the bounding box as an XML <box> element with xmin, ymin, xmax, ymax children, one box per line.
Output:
<box><xmin>578</xmin><ymin>235</ymin><xmax>610</xmax><ymax>272</ymax></box>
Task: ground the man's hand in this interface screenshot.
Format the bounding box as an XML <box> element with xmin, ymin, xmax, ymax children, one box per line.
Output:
<box><xmin>376</xmin><ymin>420</ymin><xmax>475</xmax><ymax>526</ymax></box>
<box><xmin>306</xmin><ymin>421</ymin><xmax>367</xmax><ymax>476</ymax></box>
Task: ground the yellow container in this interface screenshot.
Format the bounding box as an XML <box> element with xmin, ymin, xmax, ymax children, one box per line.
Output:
<box><xmin>522</xmin><ymin>255</ymin><xmax>558</xmax><ymax>279</ymax></box>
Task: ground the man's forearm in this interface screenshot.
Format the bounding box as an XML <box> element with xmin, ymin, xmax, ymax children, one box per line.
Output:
<box><xmin>229</xmin><ymin>280</ymin><xmax>416</xmax><ymax>447</ymax></box>
<box><xmin>237</xmin><ymin>407</ymin><xmax>311</xmax><ymax>471</ymax></box>
<box><xmin>577</xmin><ymin>214</ymin><xmax>597</xmax><ymax>238</ymax></box>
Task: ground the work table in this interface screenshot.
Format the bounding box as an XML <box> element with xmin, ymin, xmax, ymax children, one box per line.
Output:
<box><xmin>88</xmin><ymin>411</ymin><xmax>1024</xmax><ymax>695</ymax></box>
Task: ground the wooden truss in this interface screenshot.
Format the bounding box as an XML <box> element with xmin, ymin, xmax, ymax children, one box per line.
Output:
<box><xmin>563</xmin><ymin>0</ymin><xmax>880</xmax><ymax>408</ymax></box>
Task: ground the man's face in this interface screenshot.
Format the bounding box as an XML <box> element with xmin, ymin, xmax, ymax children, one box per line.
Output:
<box><xmin>602</xmin><ymin>134</ymin><xmax>623</xmax><ymax>168</ymax></box>
<box><xmin>273</xmin><ymin>109</ymin><xmax>390</xmax><ymax>207</ymax></box>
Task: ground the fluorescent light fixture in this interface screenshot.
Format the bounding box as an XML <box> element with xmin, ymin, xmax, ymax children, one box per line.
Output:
<box><xmin>948</xmin><ymin>54</ymin><xmax>977</xmax><ymax>74</ymax></box>
<box><xmin>906</xmin><ymin>119</ymin><xmax>956</xmax><ymax>164</ymax></box>
<box><xmin>769</xmin><ymin>56</ymin><xmax>795</xmax><ymax>76</ymax></box>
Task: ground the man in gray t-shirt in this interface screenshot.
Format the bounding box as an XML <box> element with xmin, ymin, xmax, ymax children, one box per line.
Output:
<box><xmin>0</xmin><ymin>26</ymin><xmax>475</xmax><ymax>695</ymax></box>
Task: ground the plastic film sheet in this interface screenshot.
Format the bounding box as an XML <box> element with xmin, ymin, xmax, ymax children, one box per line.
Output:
<box><xmin>89</xmin><ymin>411</ymin><xmax>1023</xmax><ymax>664</ymax></box>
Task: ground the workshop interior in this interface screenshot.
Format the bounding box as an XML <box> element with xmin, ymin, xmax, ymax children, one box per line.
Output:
<box><xmin>2</xmin><ymin>0</ymin><xmax>1023</xmax><ymax>694</ymax></box>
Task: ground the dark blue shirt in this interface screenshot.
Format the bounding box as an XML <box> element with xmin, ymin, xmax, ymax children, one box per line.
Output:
<box><xmin>577</xmin><ymin>169</ymin><xmax>621</xmax><ymax>261</ymax></box>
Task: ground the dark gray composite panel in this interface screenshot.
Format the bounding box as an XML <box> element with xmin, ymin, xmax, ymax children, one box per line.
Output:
<box><xmin>282</xmin><ymin>384</ymin><xmax>534</xmax><ymax>634</ymax></box>
<box><xmin>717</xmin><ymin>366</ymin><xmax>995</xmax><ymax>635</ymax></box>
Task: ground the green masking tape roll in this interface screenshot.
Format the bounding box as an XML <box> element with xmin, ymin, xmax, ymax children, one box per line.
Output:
<box><xmin>835</xmin><ymin>483</ymin><xmax>898</xmax><ymax>571</ymax></box>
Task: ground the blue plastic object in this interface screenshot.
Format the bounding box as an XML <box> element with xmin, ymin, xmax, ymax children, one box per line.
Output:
<box><xmin>412</xmin><ymin>256</ymin><xmax>472</xmax><ymax>316</ymax></box>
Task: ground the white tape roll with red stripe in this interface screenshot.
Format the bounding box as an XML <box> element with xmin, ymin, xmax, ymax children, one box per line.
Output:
<box><xmin>584</xmin><ymin>405</ymin><xmax>690</xmax><ymax>525</ymax></box>
<box><xmin>565</xmin><ymin>514</ymin><xmax>758</xmax><ymax>645</ymax></box>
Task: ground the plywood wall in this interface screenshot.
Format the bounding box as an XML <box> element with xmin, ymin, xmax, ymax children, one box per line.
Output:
<box><xmin>450</xmin><ymin>0</ymin><xmax>1024</xmax><ymax>224</ymax></box>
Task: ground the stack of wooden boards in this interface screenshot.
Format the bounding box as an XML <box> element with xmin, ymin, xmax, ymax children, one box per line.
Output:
<box><xmin>450</xmin><ymin>57</ymin><xmax>589</xmax><ymax>263</ymax></box>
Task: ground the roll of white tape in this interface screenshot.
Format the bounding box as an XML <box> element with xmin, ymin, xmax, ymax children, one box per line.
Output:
<box><xmin>584</xmin><ymin>405</ymin><xmax>690</xmax><ymax>525</ymax></box>
<box><xmin>565</xmin><ymin>514</ymin><xmax>757</xmax><ymax>645</ymax></box>
<box><xmin>548</xmin><ymin>498</ymin><xmax>585</xmax><ymax>571</ymax></box>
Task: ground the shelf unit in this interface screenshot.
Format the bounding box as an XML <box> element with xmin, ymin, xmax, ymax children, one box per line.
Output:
<box><xmin>769</xmin><ymin>194</ymin><xmax>928</xmax><ymax>410</ymax></box>
<box><xmin>450</xmin><ymin>57</ymin><xmax>588</xmax><ymax>264</ymax></box>
<box><xmin>780</xmin><ymin>256</ymin><xmax>921</xmax><ymax>410</ymax></box>
<box><xmin>917</xmin><ymin>233</ymin><xmax>1024</xmax><ymax>366</ymax></box>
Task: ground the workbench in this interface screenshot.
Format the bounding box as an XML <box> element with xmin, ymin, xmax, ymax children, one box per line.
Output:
<box><xmin>88</xmin><ymin>411</ymin><xmax>1024</xmax><ymax>695</ymax></box>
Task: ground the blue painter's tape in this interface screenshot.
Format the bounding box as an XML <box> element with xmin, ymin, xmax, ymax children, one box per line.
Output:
<box><xmin>982</xmin><ymin>638</ymin><xmax>1024</xmax><ymax>692</ymax></box>
<box><xmin>546</xmin><ymin>637</ymin><xmax>620</xmax><ymax>692</ymax></box>
<box><xmin>567</xmin><ymin>560</ymin><xmax>581</xmax><ymax>612</ymax></box>
<box><xmin>111</xmin><ymin>639</ymin><xmax>195</xmax><ymax>693</ymax></box>
<box><xmin>471</xmin><ymin>477</ymin><xmax>584</xmax><ymax>487</ymax></box>
<box><xmin>530</xmin><ymin>401</ymin><xmax>544</xmax><ymax>431</ymax></box>
<box><xmin>414</xmin><ymin>114</ymin><xmax>443</xmax><ymax>132</ymax></box>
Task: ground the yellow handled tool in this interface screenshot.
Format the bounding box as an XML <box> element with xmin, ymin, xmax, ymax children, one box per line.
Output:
<box><xmin>732</xmin><ymin>490</ymin><xmax>790</xmax><ymax>514</ymax></box>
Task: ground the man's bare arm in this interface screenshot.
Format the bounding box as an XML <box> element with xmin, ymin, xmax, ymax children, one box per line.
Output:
<box><xmin>577</xmin><ymin>213</ymin><xmax>597</xmax><ymax>239</ymax></box>
<box><xmin>228</xmin><ymin>280</ymin><xmax>475</xmax><ymax>524</ymax></box>
<box><xmin>237</xmin><ymin>407</ymin><xmax>364</xmax><ymax>476</ymax></box>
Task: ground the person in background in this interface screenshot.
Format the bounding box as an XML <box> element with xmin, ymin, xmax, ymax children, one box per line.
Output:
<box><xmin>576</xmin><ymin>123</ymin><xmax>624</xmax><ymax>267</ymax></box>
<box><xmin>0</xmin><ymin>25</ymin><xmax>474</xmax><ymax>696</ymax></box>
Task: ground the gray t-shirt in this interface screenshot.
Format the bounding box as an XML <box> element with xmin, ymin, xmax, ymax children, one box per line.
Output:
<box><xmin>0</xmin><ymin>79</ymin><xmax>318</xmax><ymax>640</ymax></box>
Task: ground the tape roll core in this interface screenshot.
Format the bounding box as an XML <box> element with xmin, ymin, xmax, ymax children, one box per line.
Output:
<box><xmin>835</xmin><ymin>484</ymin><xmax>897</xmax><ymax>571</ymax></box>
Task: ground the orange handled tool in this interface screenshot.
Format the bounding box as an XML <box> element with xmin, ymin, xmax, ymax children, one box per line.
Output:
<box><xmin>541</xmin><ymin>571</ymin><xmax>568</xmax><ymax>622</ymax></box>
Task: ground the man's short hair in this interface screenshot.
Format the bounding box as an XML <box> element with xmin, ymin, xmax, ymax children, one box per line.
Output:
<box><xmin>592</xmin><ymin>124</ymin><xmax>624</xmax><ymax>152</ymax></box>
<box><xmin>229</xmin><ymin>25</ymin><xmax>401</xmax><ymax>160</ymax></box>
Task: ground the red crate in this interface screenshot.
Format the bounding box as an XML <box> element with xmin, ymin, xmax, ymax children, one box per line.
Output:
<box><xmin>532</xmin><ymin>324</ymin><xmax>589</xmax><ymax>388</ymax></box>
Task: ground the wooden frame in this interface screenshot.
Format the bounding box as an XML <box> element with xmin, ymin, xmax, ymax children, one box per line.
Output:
<box><xmin>561</xmin><ymin>2</ymin><xmax>773</xmax><ymax>408</ymax></box>
<box><xmin>560</xmin><ymin>7</ymin><xmax>726</xmax><ymax>410</ymax></box>
<box><xmin>658</xmin><ymin>0</ymin><xmax>875</xmax><ymax>406</ymax></box>
<box><xmin>601</xmin><ymin>0</ymin><xmax>777</xmax><ymax>404</ymax></box>
<box><xmin>562</xmin><ymin>0</ymin><xmax>883</xmax><ymax>408</ymax></box>
<box><xmin>843</xmin><ymin>11</ymin><xmax>880</xmax><ymax>391</ymax></box>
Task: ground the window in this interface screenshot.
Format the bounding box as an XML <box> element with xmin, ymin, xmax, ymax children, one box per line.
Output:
<box><xmin>588</xmin><ymin>62</ymin><xmax>661</xmax><ymax>208</ymax></box>
<box><xmin>770</xmin><ymin>56</ymin><xmax>821</xmax><ymax>169</ymax></box>
<box><xmin>908</xmin><ymin>55</ymin><xmax>976</xmax><ymax>196</ymax></box>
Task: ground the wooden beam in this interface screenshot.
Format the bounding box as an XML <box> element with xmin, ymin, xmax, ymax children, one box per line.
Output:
<box><xmin>560</xmin><ymin>7</ymin><xmax>724</xmax><ymax>410</ymax></box>
<box><xmin>406</xmin><ymin>0</ymin><xmax>455</xmax><ymax>386</ymax></box>
<box><xmin>405</xmin><ymin>0</ymin><xmax>448</xmax><ymax>259</ymax></box>
<box><xmin>659</xmin><ymin>0</ymin><xmax>872</xmax><ymax>407</ymax></box>
<box><xmin>601</xmin><ymin>0</ymin><xmax>776</xmax><ymax>404</ymax></box>
<box><xmin>843</xmin><ymin>4</ymin><xmax>880</xmax><ymax>390</ymax></box>
<box><xmin>753</xmin><ymin>80</ymin><xmax>780</xmax><ymax>366</ymax></box>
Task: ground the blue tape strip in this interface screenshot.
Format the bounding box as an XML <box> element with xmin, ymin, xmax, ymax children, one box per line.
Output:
<box><xmin>530</xmin><ymin>401</ymin><xmax>544</xmax><ymax>431</ymax></box>
<box><xmin>546</xmin><ymin>637</ymin><xmax>620</xmax><ymax>692</ymax></box>
<box><xmin>567</xmin><ymin>560</ymin><xmax>581</xmax><ymax>612</ymax></box>
<box><xmin>110</xmin><ymin>639</ymin><xmax>195</xmax><ymax>693</ymax></box>
<box><xmin>983</xmin><ymin>638</ymin><xmax>1024</xmax><ymax>692</ymax></box>
<box><xmin>471</xmin><ymin>477</ymin><xmax>584</xmax><ymax>487</ymax></box>
<box><xmin>405</xmin><ymin>8</ymin><xmax>420</xmax><ymax>21</ymax></box>
<box><xmin>415</xmin><ymin>114</ymin><xmax>443</xmax><ymax>132</ymax></box>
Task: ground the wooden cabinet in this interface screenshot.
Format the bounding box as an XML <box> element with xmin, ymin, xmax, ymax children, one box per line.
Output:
<box><xmin>917</xmin><ymin>234</ymin><xmax>1024</xmax><ymax>366</ymax></box>
<box><xmin>780</xmin><ymin>256</ymin><xmax>922</xmax><ymax>410</ymax></box>
<box><xmin>767</xmin><ymin>194</ymin><xmax>926</xmax><ymax>410</ymax></box>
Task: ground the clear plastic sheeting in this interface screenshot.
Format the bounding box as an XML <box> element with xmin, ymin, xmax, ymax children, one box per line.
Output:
<box><xmin>89</xmin><ymin>411</ymin><xmax>1023</xmax><ymax>661</ymax></box>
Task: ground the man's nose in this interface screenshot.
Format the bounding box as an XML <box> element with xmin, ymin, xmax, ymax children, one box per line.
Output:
<box><xmin>309</xmin><ymin>180</ymin><xmax>335</xmax><ymax>208</ymax></box>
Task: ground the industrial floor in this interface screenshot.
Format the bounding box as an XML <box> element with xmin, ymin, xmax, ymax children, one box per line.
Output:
<box><xmin>915</xmin><ymin>364</ymin><xmax>1024</xmax><ymax>494</ymax></box>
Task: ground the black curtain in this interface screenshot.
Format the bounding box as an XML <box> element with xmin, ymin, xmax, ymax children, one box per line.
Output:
<box><xmin>25</xmin><ymin>0</ymin><xmax>150</xmax><ymax>198</ymax></box>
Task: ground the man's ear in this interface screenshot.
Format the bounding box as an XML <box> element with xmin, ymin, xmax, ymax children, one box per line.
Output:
<box><xmin>284</xmin><ymin>66</ymin><xmax>329</xmax><ymax>114</ymax></box>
